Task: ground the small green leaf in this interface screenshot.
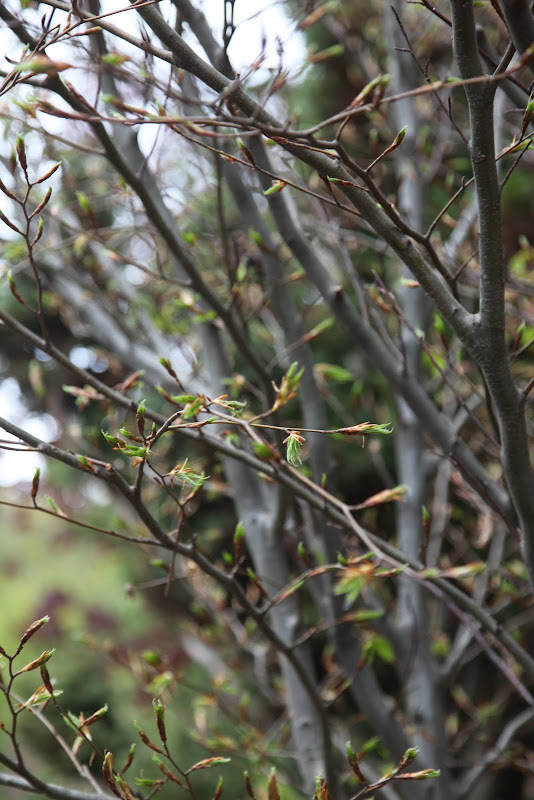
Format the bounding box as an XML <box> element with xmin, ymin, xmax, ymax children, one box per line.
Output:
<box><xmin>315</xmin><ymin>363</ymin><xmax>353</xmax><ymax>383</ymax></box>
<box><xmin>142</xmin><ymin>650</ymin><xmax>162</xmax><ymax>666</ymax></box>
<box><xmin>249</xmin><ymin>229</ymin><xmax>264</xmax><ymax>248</ymax></box>
<box><xmin>335</xmin><ymin>573</ymin><xmax>363</xmax><ymax>603</ymax></box>
<box><xmin>364</xmin><ymin>634</ymin><xmax>394</xmax><ymax>664</ymax></box>
<box><xmin>76</xmin><ymin>191</ymin><xmax>90</xmax><ymax>213</ymax></box>
<box><xmin>252</xmin><ymin>441</ymin><xmax>276</xmax><ymax>459</ymax></box>
<box><xmin>101</xmin><ymin>53</ymin><xmax>130</xmax><ymax>65</ymax></box>
<box><xmin>102</xmin><ymin>430</ymin><xmax>122</xmax><ymax>447</ymax></box>
<box><xmin>121</xmin><ymin>445</ymin><xmax>147</xmax><ymax>458</ymax></box>
<box><xmin>263</xmin><ymin>180</ymin><xmax>286</xmax><ymax>196</ymax></box>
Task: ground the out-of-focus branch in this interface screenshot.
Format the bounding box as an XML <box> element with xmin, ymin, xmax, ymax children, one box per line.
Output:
<box><xmin>385</xmin><ymin>5</ymin><xmax>450</xmax><ymax>797</ymax></box>
<box><xmin>458</xmin><ymin>708</ymin><xmax>534</xmax><ymax>796</ymax></box>
<box><xmin>0</xmin><ymin>770</ymin><xmax>111</xmax><ymax>800</ymax></box>
<box><xmin>501</xmin><ymin>0</ymin><xmax>534</xmax><ymax>65</ymax></box>
<box><xmin>0</xmin><ymin>751</ymin><xmax>110</xmax><ymax>800</ymax></box>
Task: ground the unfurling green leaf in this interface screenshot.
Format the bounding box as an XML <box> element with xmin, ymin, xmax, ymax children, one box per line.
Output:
<box><xmin>263</xmin><ymin>180</ymin><xmax>286</xmax><ymax>196</ymax></box>
<box><xmin>284</xmin><ymin>431</ymin><xmax>305</xmax><ymax>466</ymax></box>
<box><xmin>396</xmin><ymin>769</ymin><xmax>441</xmax><ymax>781</ymax></box>
<box><xmin>168</xmin><ymin>460</ymin><xmax>207</xmax><ymax>489</ymax></box>
<box><xmin>18</xmin><ymin>648</ymin><xmax>56</xmax><ymax>673</ymax></box>
<box><xmin>102</xmin><ymin>430</ymin><xmax>122</xmax><ymax>447</ymax></box>
<box><xmin>272</xmin><ymin>362</ymin><xmax>304</xmax><ymax>411</ymax></box>
<box><xmin>363</xmin><ymin>634</ymin><xmax>394</xmax><ymax>664</ymax></box>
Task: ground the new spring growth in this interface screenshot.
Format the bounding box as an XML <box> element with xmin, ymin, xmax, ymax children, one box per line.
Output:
<box><xmin>350</xmin><ymin>73</ymin><xmax>390</xmax><ymax>107</ymax></box>
<box><xmin>77</xmin><ymin>454</ymin><xmax>96</xmax><ymax>473</ymax></box>
<box><xmin>168</xmin><ymin>459</ymin><xmax>206</xmax><ymax>489</ymax></box>
<box><xmin>346</xmin><ymin>740</ymin><xmax>366</xmax><ymax>782</ymax></box>
<box><xmin>1</xmin><ymin>210</ymin><xmax>21</xmax><ymax>234</ymax></box>
<box><xmin>212</xmin><ymin>776</ymin><xmax>223</xmax><ymax>800</ymax></box>
<box><xmin>34</xmin><ymin>161</ymin><xmax>62</xmax><ymax>186</ymax></box>
<box><xmin>40</xmin><ymin>664</ymin><xmax>54</xmax><ymax>694</ymax></box>
<box><xmin>134</xmin><ymin>721</ymin><xmax>163</xmax><ymax>754</ymax></box>
<box><xmin>297</xmin><ymin>541</ymin><xmax>313</xmax><ymax>568</ymax></box>
<box><xmin>152</xmin><ymin>698</ymin><xmax>166</xmax><ymax>744</ymax></box>
<box><xmin>16</xmin><ymin>134</ymin><xmax>28</xmax><ymax>176</ymax></box>
<box><xmin>243</xmin><ymin>770</ymin><xmax>255</xmax><ymax>798</ymax></box>
<box><xmin>263</xmin><ymin>179</ymin><xmax>286</xmax><ymax>196</ymax></box>
<box><xmin>31</xmin><ymin>467</ymin><xmax>40</xmax><ymax>506</ymax></box>
<box><xmin>522</xmin><ymin>95</ymin><xmax>534</xmax><ymax>138</ymax></box>
<box><xmin>32</xmin><ymin>218</ymin><xmax>44</xmax><ymax>247</ymax></box>
<box><xmin>121</xmin><ymin>744</ymin><xmax>136</xmax><ymax>775</ymax></box>
<box><xmin>102</xmin><ymin>430</ymin><xmax>147</xmax><ymax>463</ymax></box>
<box><xmin>158</xmin><ymin>356</ymin><xmax>179</xmax><ymax>380</ymax></box>
<box><xmin>237</xmin><ymin>137</ymin><xmax>256</xmax><ymax>166</ymax></box>
<box><xmin>19</xmin><ymin>615</ymin><xmax>49</xmax><ymax>647</ymax></box>
<box><xmin>284</xmin><ymin>431</ymin><xmax>305</xmax><ymax>466</ymax></box>
<box><xmin>187</xmin><ymin>756</ymin><xmax>231</xmax><ymax>773</ymax></box>
<box><xmin>252</xmin><ymin>440</ymin><xmax>280</xmax><ymax>461</ymax></box>
<box><xmin>76</xmin><ymin>191</ymin><xmax>90</xmax><ymax>214</ymax></box>
<box><xmin>102</xmin><ymin>751</ymin><xmax>118</xmax><ymax>796</ymax></box>
<box><xmin>398</xmin><ymin>746</ymin><xmax>419</xmax><ymax>770</ymax></box>
<box><xmin>17</xmin><ymin>648</ymin><xmax>56</xmax><ymax>674</ymax></box>
<box><xmin>233</xmin><ymin>521</ymin><xmax>245</xmax><ymax>562</ymax></box>
<box><xmin>367</xmin><ymin>127</ymin><xmax>407</xmax><ymax>171</ymax></box>
<box><xmin>313</xmin><ymin>776</ymin><xmax>332</xmax><ymax>800</ymax></box>
<box><xmin>272</xmin><ymin>361</ymin><xmax>304</xmax><ymax>411</ymax></box>
<box><xmin>136</xmin><ymin>398</ymin><xmax>146</xmax><ymax>437</ymax></box>
<box><xmin>31</xmin><ymin>188</ymin><xmax>52</xmax><ymax>220</ymax></box>
<box><xmin>115</xmin><ymin>775</ymin><xmax>135</xmax><ymax>800</ymax></box>
<box><xmin>268</xmin><ymin>769</ymin><xmax>281</xmax><ymax>800</ymax></box>
<box><xmin>7</xmin><ymin>271</ymin><xmax>25</xmax><ymax>301</ymax></box>
<box><xmin>152</xmin><ymin>757</ymin><xmax>184</xmax><ymax>786</ymax></box>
